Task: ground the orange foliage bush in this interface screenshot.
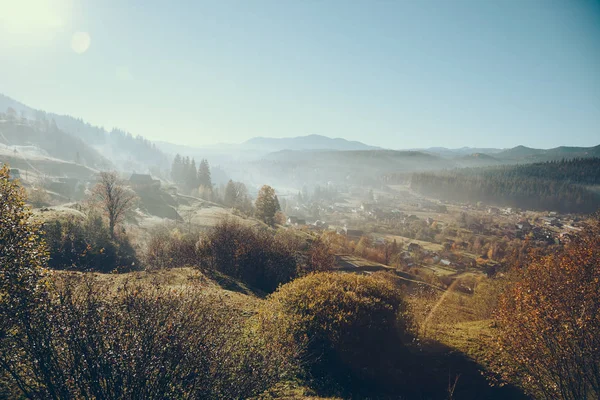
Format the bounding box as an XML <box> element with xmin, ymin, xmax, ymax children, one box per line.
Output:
<box><xmin>495</xmin><ymin>220</ymin><xmax>600</xmax><ymax>399</ymax></box>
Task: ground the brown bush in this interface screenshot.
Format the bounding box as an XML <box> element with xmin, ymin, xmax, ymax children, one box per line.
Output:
<box><xmin>495</xmin><ymin>221</ymin><xmax>600</xmax><ymax>399</ymax></box>
<box><xmin>255</xmin><ymin>272</ymin><xmax>415</xmax><ymax>394</ymax></box>
<box><xmin>197</xmin><ymin>219</ymin><xmax>298</xmax><ymax>293</ymax></box>
<box><xmin>0</xmin><ymin>274</ymin><xmax>298</xmax><ymax>399</ymax></box>
<box><xmin>144</xmin><ymin>226</ymin><xmax>199</xmax><ymax>269</ymax></box>
<box><xmin>43</xmin><ymin>212</ymin><xmax>138</xmax><ymax>272</ymax></box>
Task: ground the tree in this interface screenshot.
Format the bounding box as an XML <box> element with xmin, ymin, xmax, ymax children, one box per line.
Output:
<box><xmin>198</xmin><ymin>159</ymin><xmax>212</xmax><ymax>189</ymax></box>
<box><xmin>255</xmin><ymin>185</ymin><xmax>280</xmax><ymax>226</ymax></box>
<box><xmin>171</xmin><ymin>154</ymin><xmax>183</xmax><ymax>184</ymax></box>
<box><xmin>91</xmin><ymin>172</ymin><xmax>137</xmax><ymax>238</ymax></box>
<box><xmin>495</xmin><ymin>220</ymin><xmax>600</xmax><ymax>399</ymax></box>
<box><xmin>0</xmin><ymin>164</ymin><xmax>50</xmax><ymax>395</ymax></box>
<box><xmin>297</xmin><ymin>237</ymin><xmax>335</xmax><ymax>276</ymax></box>
<box><xmin>0</xmin><ymin>163</ymin><xmax>48</xmax><ymax>306</ymax></box>
<box><xmin>187</xmin><ymin>158</ymin><xmax>198</xmax><ymax>189</ymax></box>
<box><xmin>223</xmin><ymin>180</ymin><xmax>238</xmax><ymax>208</ymax></box>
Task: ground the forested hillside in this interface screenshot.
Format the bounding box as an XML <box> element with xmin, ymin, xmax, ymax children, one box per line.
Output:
<box><xmin>0</xmin><ymin>94</ymin><xmax>169</xmax><ymax>174</ymax></box>
<box><xmin>411</xmin><ymin>158</ymin><xmax>600</xmax><ymax>213</ymax></box>
<box><xmin>0</xmin><ymin>112</ymin><xmax>111</xmax><ymax>169</ymax></box>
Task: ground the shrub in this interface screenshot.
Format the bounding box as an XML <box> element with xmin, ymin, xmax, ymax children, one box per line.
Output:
<box><xmin>197</xmin><ymin>219</ymin><xmax>297</xmax><ymax>292</ymax></box>
<box><xmin>0</xmin><ymin>275</ymin><xmax>298</xmax><ymax>399</ymax></box>
<box><xmin>144</xmin><ymin>226</ymin><xmax>199</xmax><ymax>269</ymax></box>
<box><xmin>495</xmin><ymin>220</ymin><xmax>600</xmax><ymax>400</ymax></box>
<box><xmin>43</xmin><ymin>212</ymin><xmax>138</xmax><ymax>272</ymax></box>
<box><xmin>255</xmin><ymin>272</ymin><xmax>415</xmax><ymax>394</ymax></box>
<box><xmin>296</xmin><ymin>237</ymin><xmax>335</xmax><ymax>276</ymax></box>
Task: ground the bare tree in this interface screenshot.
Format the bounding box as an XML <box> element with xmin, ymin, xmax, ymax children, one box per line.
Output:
<box><xmin>92</xmin><ymin>172</ymin><xmax>137</xmax><ymax>237</ymax></box>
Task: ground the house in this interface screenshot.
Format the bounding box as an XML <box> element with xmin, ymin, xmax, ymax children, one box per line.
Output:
<box><xmin>340</xmin><ymin>227</ymin><xmax>364</xmax><ymax>238</ymax></box>
<box><xmin>407</xmin><ymin>243</ymin><xmax>422</xmax><ymax>252</ymax></box>
<box><xmin>287</xmin><ymin>216</ymin><xmax>306</xmax><ymax>226</ymax></box>
<box><xmin>487</xmin><ymin>207</ymin><xmax>500</xmax><ymax>215</ymax></box>
<box><xmin>313</xmin><ymin>220</ymin><xmax>328</xmax><ymax>229</ymax></box>
<box><xmin>374</xmin><ymin>237</ymin><xmax>386</xmax><ymax>245</ymax></box>
<box><xmin>129</xmin><ymin>173</ymin><xmax>160</xmax><ymax>189</ymax></box>
<box><xmin>516</xmin><ymin>220</ymin><xmax>532</xmax><ymax>231</ymax></box>
<box><xmin>48</xmin><ymin>178</ymin><xmax>81</xmax><ymax>198</ymax></box>
<box><xmin>541</xmin><ymin>217</ymin><xmax>562</xmax><ymax>227</ymax></box>
<box><xmin>360</xmin><ymin>203</ymin><xmax>375</xmax><ymax>212</ymax></box>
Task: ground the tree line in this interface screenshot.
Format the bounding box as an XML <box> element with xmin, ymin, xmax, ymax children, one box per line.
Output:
<box><xmin>411</xmin><ymin>158</ymin><xmax>600</xmax><ymax>214</ymax></box>
<box><xmin>171</xmin><ymin>154</ymin><xmax>212</xmax><ymax>191</ymax></box>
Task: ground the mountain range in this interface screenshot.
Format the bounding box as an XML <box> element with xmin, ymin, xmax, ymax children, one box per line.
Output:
<box><xmin>1</xmin><ymin>92</ymin><xmax>599</xmax><ymax>185</ymax></box>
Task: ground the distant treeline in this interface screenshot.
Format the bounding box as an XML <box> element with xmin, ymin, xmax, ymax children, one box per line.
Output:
<box><xmin>411</xmin><ymin>158</ymin><xmax>600</xmax><ymax>214</ymax></box>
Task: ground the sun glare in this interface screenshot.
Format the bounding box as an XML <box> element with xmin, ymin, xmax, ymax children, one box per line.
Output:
<box><xmin>0</xmin><ymin>0</ymin><xmax>73</xmax><ymax>45</ymax></box>
<box><xmin>71</xmin><ymin>31</ymin><xmax>90</xmax><ymax>54</ymax></box>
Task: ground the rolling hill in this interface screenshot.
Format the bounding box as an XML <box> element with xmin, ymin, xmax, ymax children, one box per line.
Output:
<box><xmin>245</xmin><ymin>149</ymin><xmax>454</xmax><ymax>187</ymax></box>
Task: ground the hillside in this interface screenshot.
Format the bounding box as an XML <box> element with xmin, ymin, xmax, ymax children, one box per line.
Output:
<box><xmin>0</xmin><ymin>117</ymin><xmax>110</xmax><ymax>170</ymax></box>
<box><xmin>495</xmin><ymin>144</ymin><xmax>600</xmax><ymax>162</ymax></box>
<box><xmin>419</xmin><ymin>144</ymin><xmax>600</xmax><ymax>164</ymax></box>
<box><xmin>411</xmin><ymin>158</ymin><xmax>600</xmax><ymax>213</ymax></box>
<box><xmin>455</xmin><ymin>153</ymin><xmax>501</xmax><ymax>167</ymax></box>
<box><xmin>248</xmin><ymin>149</ymin><xmax>454</xmax><ymax>187</ymax></box>
<box><xmin>0</xmin><ymin>93</ymin><xmax>169</xmax><ymax>175</ymax></box>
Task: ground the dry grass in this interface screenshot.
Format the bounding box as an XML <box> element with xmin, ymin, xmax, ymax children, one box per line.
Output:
<box><xmin>408</xmin><ymin>274</ymin><xmax>505</xmax><ymax>366</ymax></box>
<box><xmin>49</xmin><ymin>267</ymin><xmax>263</xmax><ymax>315</ymax></box>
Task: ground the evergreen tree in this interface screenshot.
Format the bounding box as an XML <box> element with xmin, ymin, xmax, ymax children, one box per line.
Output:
<box><xmin>187</xmin><ymin>158</ymin><xmax>198</xmax><ymax>189</ymax></box>
<box><xmin>171</xmin><ymin>154</ymin><xmax>183</xmax><ymax>184</ymax></box>
<box><xmin>198</xmin><ymin>159</ymin><xmax>212</xmax><ymax>189</ymax></box>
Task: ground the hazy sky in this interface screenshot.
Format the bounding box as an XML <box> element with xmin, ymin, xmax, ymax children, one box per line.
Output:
<box><xmin>1</xmin><ymin>0</ymin><xmax>599</xmax><ymax>149</ymax></box>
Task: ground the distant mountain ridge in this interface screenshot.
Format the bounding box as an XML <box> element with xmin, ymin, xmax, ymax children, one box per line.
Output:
<box><xmin>243</xmin><ymin>134</ymin><xmax>381</xmax><ymax>151</ymax></box>
<box><xmin>496</xmin><ymin>144</ymin><xmax>600</xmax><ymax>161</ymax></box>
<box><xmin>417</xmin><ymin>144</ymin><xmax>600</xmax><ymax>163</ymax></box>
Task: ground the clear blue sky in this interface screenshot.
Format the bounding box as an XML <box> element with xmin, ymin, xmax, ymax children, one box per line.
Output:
<box><xmin>1</xmin><ymin>0</ymin><xmax>599</xmax><ymax>149</ymax></box>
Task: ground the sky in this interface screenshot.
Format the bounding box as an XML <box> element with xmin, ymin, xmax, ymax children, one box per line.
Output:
<box><xmin>0</xmin><ymin>0</ymin><xmax>599</xmax><ymax>149</ymax></box>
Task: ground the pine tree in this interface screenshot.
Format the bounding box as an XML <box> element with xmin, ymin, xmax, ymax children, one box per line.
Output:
<box><xmin>171</xmin><ymin>154</ymin><xmax>183</xmax><ymax>184</ymax></box>
<box><xmin>187</xmin><ymin>158</ymin><xmax>198</xmax><ymax>189</ymax></box>
<box><xmin>198</xmin><ymin>159</ymin><xmax>212</xmax><ymax>189</ymax></box>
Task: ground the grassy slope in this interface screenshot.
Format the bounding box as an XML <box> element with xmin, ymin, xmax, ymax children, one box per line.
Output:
<box><xmin>72</xmin><ymin>267</ymin><xmax>524</xmax><ymax>399</ymax></box>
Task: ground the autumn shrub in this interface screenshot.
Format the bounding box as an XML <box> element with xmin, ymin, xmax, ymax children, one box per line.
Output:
<box><xmin>0</xmin><ymin>165</ymin><xmax>50</xmax><ymax>396</ymax></box>
<box><xmin>144</xmin><ymin>226</ymin><xmax>199</xmax><ymax>269</ymax></box>
<box><xmin>296</xmin><ymin>237</ymin><xmax>336</xmax><ymax>276</ymax></box>
<box><xmin>495</xmin><ymin>221</ymin><xmax>600</xmax><ymax>400</ymax></box>
<box><xmin>43</xmin><ymin>212</ymin><xmax>138</xmax><ymax>272</ymax></box>
<box><xmin>0</xmin><ymin>274</ymin><xmax>298</xmax><ymax>399</ymax></box>
<box><xmin>255</xmin><ymin>272</ymin><xmax>415</xmax><ymax>395</ymax></box>
<box><xmin>0</xmin><ymin>167</ymin><xmax>299</xmax><ymax>399</ymax></box>
<box><xmin>197</xmin><ymin>219</ymin><xmax>298</xmax><ymax>292</ymax></box>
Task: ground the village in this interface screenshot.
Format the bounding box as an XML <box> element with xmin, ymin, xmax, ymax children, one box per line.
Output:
<box><xmin>281</xmin><ymin>182</ymin><xmax>585</xmax><ymax>282</ymax></box>
<box><xmin>8</xmin><ymin>164</ymin><xmax>587</xmax><ymax>287</ymax></box>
